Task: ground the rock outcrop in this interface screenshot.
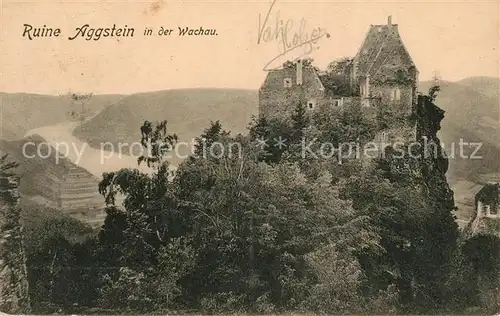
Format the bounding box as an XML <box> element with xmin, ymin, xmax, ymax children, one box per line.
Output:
<box><xmin>416</xmin><ymin>94</ymin><xmax>456</xmax><ymax>214</ymax></box>
<box><xmin>379</xmin><ymin>94</ymin><xmax>456</xmax><ymax>214</ymax></box>
<box><xmin>0</xmin><ymin>172</ymin><xmax>30</xmax><ymax>313</ymax></box>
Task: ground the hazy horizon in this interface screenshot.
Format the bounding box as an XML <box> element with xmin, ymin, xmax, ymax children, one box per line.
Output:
<box><xmin>0</xmin><ymin>75</ymin><xmax>498</xmax><ymax>96</ymax></box>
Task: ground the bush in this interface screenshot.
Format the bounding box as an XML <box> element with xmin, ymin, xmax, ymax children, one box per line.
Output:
<box><xmin>461</xmin><ymin>234</ymin><xmax>500</xmax><ymax>311</ymax></box>
<box><xmin>302</xmin><ymin>245</ymin><xmax>364</xmax><ymax>314</ymax></box>
<box><xmin>199</xmin><ymin>292</ymin><xmax>246</xmax><ymax>314</ymax></box>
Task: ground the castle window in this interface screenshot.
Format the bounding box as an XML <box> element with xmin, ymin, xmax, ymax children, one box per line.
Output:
<box><xmin>491</xmin><ymin>204</ymin><xmax>498</xmax><ymax>216</ymax></box>
<box><xmin>378</xmin><ymin>132</ymin><xmax>388</xmax><ymax>157</ymax></box>
<box><xmin>307</xmin><ymin>100</ymin><xmax>316</xmax><ymax>109</ymax></box>
<box><xmin>485</xmin><ymin>204</ymin><xmax>491</xmax><ymax>217</ymax></box>
<box><xmin>284</xmin><ymin>78</ymin><xmax>292</xmax><ymax>88</ymax></box>
<box><xmin>391</xmin><ymin>87</ymin><xmax>401</xmax><ymax>101</ymax></box>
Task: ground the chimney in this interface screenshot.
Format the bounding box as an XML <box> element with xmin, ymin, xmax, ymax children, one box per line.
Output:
<box><xmin>388</xmin><ymin>15</ymin><xmax>392</xmax><ymax>26</ymax></box>
<box><xmin>296</xmin><ymin>59</ymin><xmax>303</xmax><ymax>86</ymax></box>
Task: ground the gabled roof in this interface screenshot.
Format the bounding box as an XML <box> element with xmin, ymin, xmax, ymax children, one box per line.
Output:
<box><xmin>354</xmin><ymin>23</ymin><xmax>416</xmax><ymax>78</ymax></box>
<box><xmin>259</xmin><ymin>63</ymin><xmax>325</xmax><ymax>91</ymax></box>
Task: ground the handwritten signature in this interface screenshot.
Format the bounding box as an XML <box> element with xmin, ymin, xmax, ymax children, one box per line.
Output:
<box><xmin>257</xmin><ymin>0</ymin><xmax>330</xmax><ymax>70</ymax></box>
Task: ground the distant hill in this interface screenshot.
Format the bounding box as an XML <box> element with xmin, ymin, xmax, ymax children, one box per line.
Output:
<box><xmin>438</xmin><ymin>119</ymin><xmax>500</xmax><ymax>183</ymax></box>
<box><xmin>0</xmin><ymin>92</ymin><xmax>123</xmax><ymax>140</ymax></box>
<box><xmin>419</xmin><ymin>79</ymin><xmax>499</xmax><ymax>123</ymax></box>
<box><xmin>457</xmin><ymin>76</ymin><xmax>500</xmax><ymax>100</ymax></box>
<box><xmin>72</xmin><ymin>88</ymin><xmax>258</xmax><ymax>165</ymax></box>
<box><xmin>418</xmin><ymin>79</ymin><xmax>500</xmax><ymax>182</ymax></box>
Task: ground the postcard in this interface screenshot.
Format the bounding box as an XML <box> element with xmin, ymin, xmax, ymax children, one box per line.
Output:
<box><xmin>1</xmin><ymin>0</ymin><xmax>499</xmax><ymax>314</ymax></box>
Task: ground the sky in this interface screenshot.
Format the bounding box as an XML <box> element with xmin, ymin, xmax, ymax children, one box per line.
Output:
<box><xmin>1</xmin><ymin>0</ymin><xmax>499</xmax><ymax>95</ymax></box>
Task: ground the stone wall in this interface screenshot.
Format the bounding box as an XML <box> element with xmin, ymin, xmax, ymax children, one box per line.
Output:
<box><xmin>370</xmin><ymin>83</ymin><xmax>414</xmax><ymax>116</ymax></box>
<box><xmin>465</xmin><ymin>187</ymin><xmax>500</xmax><ymax>237</ymax></box>
<box><xmin>0</xmin><ymin>175</ymin><xmax>30</xmax><ymax>314</ymax></box>
<box><xmin>259</xmin><ymin>66</ymin><xmax>326</xmax><ymax>121</ymax></box>
<box><xmin>466</xmin><ymin>201</ymin><xmax>500</xmax><ymax>236</ymax></box>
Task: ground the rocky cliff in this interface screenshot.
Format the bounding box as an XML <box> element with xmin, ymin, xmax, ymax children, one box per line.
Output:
<box><xmin>416</xmin><ymin>94</ymin><xmax>456</xmax><ymax>214</ymax></box>
<box><xmin>0</xmin><ymin>172</ymin><xmax>30</xmax><ymax>313</ymax></box>
<box><xmin>381</xmin><ymin>94</ymin><xmax>457</xmax><ymax>230</ymax></box>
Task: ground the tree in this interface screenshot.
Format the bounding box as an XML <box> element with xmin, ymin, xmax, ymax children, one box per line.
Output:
<box><xmin>68</xmin><ymin>92</ymin><xmax>93</xmax><ymax>122</ymax></box>
<box><xmin>461</xmin><ymin>234</ymin><xmax>500</xmax><ymax>311</ymax></box>
<box><xmin>290</xmin><ymin>103</ymin><xmax>309</xmax><ymax>143</ymax></box>
<box><xmin>193</xmin><ymin>120</ymin><xmax>227</xmax><ymax>158</ymax></box>
<box><xmin>340</xmin><ymin>121</ymin><xmax>459</xmax><ymax>312</ymax></box>
<box><xmin>248</xmin><ymin>115</ymin><xmax>292</xmax><ymax>164</ymax></box>
<box><xmin>175</xmin><ymin>141</ymin><xmax>378</xmax><ymax>311</ymax></box>
<box><xmin>0</xmin><ymin>153</ymin><xmax>19</xmax><ymax>205</ymax></box>
<box><xmin>321</xmin><ymin>58</ymin><xmax>355</xmax><ymax>96</ymax></box>
<box><xmin>428</xmin><ymin>72</ymin><xmax>441</xmax><ymax>102</ymax></box>
<box><xmin>428</xmin><ymin>83</ymin><xmax>440</xmax><ymax>102</ymax></box>
<box><xmin>96</xmin><ymin>120</ymin><xmax>188</xmax><ymax>311</ymax></box>
<box><xmin>326</xmin><ymin>57</ymin><xmax>353</xmax><ymax>75</ymax></box>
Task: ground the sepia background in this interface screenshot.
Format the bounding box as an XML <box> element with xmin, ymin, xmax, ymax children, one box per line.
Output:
<box><xmin>1</xmin><ymin>0</ymin><xmax>499</xmax><ymax>94</ymax></box>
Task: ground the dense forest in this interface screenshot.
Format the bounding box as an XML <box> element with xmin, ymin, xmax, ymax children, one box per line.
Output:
<box><xmin>11</xmin><ymin>89</ymin><xmax>500</xmax><ymax>315</ymax></box>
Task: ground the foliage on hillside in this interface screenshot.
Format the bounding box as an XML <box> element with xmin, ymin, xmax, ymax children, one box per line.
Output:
<box><xmin>22</xmin><ymin>206</ymin><xmax>95</xmax><ymax>312</ymax></box>
<box><xmin>17</xmin><ymin>90</ymin><xmax>500</xmax><ymax>314</ymax></box>
<box><xmin>321</xmin><ymin>57</ymin><xmax>357</xmax><ymax>96</ymax></box>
